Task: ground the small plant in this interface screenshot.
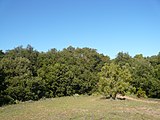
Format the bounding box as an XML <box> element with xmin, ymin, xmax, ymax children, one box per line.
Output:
<box><xmin>136</xmin><ymin>88</ymin><xmax>147</xmax><ymax>98</ymax></box>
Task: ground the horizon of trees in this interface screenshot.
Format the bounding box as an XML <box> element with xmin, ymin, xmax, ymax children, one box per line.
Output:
<box><xmin>0</xmin><ymin>45</ymin><xmax>160</xmax><ymax>106</ymax></box>
<box><xmin>0</xmin><ymin>46</ymin><xmax>158</xmax><ymax>60</ymax></box>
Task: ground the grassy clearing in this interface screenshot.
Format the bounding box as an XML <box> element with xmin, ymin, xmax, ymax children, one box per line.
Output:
<box><xmin>0</xmin><ymin>95</ymin><xmax>160</xmax><ymax>120</ymax></box>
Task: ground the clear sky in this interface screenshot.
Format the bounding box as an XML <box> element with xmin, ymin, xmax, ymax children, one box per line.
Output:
<box><xmin>0</xmin><ymin>0</ymin><xmax>160</xmax><ymax>58</ymax></box>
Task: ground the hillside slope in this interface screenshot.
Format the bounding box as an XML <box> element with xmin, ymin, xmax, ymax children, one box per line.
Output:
<box><xmin>0</xmin><ymin>95</ymin><xmax>160</xmax><ymax>120</ymax></box>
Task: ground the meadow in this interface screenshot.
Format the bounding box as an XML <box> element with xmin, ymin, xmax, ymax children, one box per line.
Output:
<box><xmin>0</xmin><ymin>95</ymin><xmax>160</xmax><ymax>120</ymax></box>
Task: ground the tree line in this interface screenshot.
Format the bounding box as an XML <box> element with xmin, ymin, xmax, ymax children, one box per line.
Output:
<box><xmin>0</xmin><ymin>45</ymin><xmax>160</xmax><ymax>106</ymax></box>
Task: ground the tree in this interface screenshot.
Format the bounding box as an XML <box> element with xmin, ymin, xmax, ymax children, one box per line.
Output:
<box><xmin>38</xmin><ymin>63</ymin><xmax>74</xmax><ymax>97</ymax></box>
<box><xmin>0</xmin><ymin>50</ymin><xmax>4</xmax><ymax>60</ymax></box>
<box><xmin>131</xmin><ymin>55</ymin><xmax>156</xmax><ymax>97</ymax></box>
<box><xmin>98</xmin><ymin>63</ymin><xmax>132</xmax><ymax>99</ymax></box>
<box><xmin>4</xmin><ymin>45</ymin><xmax>39</xmax><ymax>76</ymax></box>
<box><xmin>1</xmin><ymin>45</ymin><xmax>159</xmax><ymax>106</ymax></box>
<box><xmin>1</xmin><ymin>57</ymin><xmax>32</xmax><ymax>102</ymax></box>
<box><xmin>114</xmin><ymin>52</ymin><xmax>132</xmax><ymax>67</ymax></box>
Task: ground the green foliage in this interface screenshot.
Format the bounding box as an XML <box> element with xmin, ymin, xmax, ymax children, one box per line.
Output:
<box><xmin>98</xmin><ymin>63</ymin><xmax>132</xmax><ymax>99</ymax></box>
<box><xmin>114</xmin><ymin>52</ymin><xmax>132</xmax><ymax>67</ymax></box>
<box><xmin>38</xmin><ymin>63</ymin><xmax>74</xmax><ymax>97</ymax></box>
<box><xmin>136</xmin><ymin>88</ymin><xmax>147</xmax><ymax>98</ymax></box>
<box><xmin>148</xmin><ymin>79</ymin><xmax>160</xmax><ymax>98</ymax></box>
<box><xmin>0</xmin><ymin>50</ymin><xmax>4</xmax><ymax>60</ymax></box>
<box><xmin>131</xmin><ymin>55</ymin><xmax>157</xmax><ymax>96</ymax></box>
<box><xmin>0</xmin><ymin>45</ymin><xmax>159</xmax><ymax>106</ymax></box>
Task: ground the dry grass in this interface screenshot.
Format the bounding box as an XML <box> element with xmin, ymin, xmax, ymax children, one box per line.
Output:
<box><xmin>0</xmin><ymin>95</ymin><xmax>160</xmax><ymax>120</ymax></box>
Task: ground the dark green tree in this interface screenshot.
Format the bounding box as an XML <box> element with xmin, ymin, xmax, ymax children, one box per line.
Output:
<box><xmin>114</xmin><ymin>52</ymin><xmax>132</xmax><ymax>67</ymax></box>
<box><xmin>1</xmin><ymin>57</ymin><xmax>32</xmax><ymax>102</ymax></box>
<box><xmin>131</xmin><ymin>54</ymin><xmax>156</xmax><ymax>97</ymax></box>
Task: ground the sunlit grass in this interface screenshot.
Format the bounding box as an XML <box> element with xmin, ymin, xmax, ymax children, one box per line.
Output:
<box><xmin>0</xmin><ymin>95</ymin><xmax>160</xmax><ymax>120</ymax></box>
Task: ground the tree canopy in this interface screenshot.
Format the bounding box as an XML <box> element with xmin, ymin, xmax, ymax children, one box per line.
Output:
<box><xmin>0</xmin><ymin>45</ymin><xmax>159</xmax><ymax>106</ymax></box>
<box><xmin>98</xmin><ymin>63</ymin><xmax>132</xmax><ymax>99</ymax></box>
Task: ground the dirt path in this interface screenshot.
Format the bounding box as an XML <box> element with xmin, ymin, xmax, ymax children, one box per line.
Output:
<box><xmin>123</xmin><ymin>96</ymin><xmax>160</xmax><ymax>104</ymax></box>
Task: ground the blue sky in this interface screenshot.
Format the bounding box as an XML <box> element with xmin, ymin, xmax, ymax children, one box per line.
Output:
<box><xmin>0</xmin><ymin>0</ymin><xmax>160</xmax><ymax>58</ymax></box>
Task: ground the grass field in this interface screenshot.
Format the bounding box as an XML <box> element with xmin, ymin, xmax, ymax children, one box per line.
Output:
<box><xmin>0</xmin><ymin>95</ymin><xmax>160</xmax><ymax>120</ymax></box>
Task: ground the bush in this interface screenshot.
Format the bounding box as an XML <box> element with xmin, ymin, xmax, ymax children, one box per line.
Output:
<box><xmin>136</xmin><ymin>88</ymin><xmax>147</xmax><ymax>98</ymax></box>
